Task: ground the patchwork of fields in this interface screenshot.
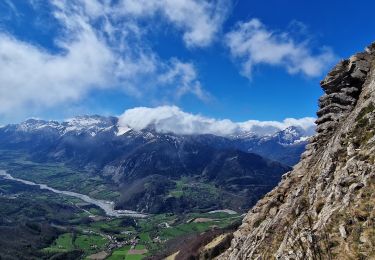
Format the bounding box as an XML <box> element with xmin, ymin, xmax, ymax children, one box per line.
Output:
<box><xmin>0</xmin><ymin>150</ymin><xmax>242</xmax><ymax>259</ymax></box>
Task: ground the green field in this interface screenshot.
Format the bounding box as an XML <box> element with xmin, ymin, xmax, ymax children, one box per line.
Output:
<box><xmin>75</xmin><ymin>234</ymin><xmax>108</xmax><ymax>254</ymax></box>
<box><xmin>107</xmin><ymin>246</ymin><xmax>130</xmax><ymax>260</ymax></box>
<box><xmin>43</xmin><ymin>233</ymin><xmax>108</xmax><ymax>255</ymax></box>
<box><xmin>43</xmin><ymin>233</ymin><xmax>75</xmax><ymax>253</ymax></box>
<box><xmin>126</xmin><ymin>255</ymin><xmax>144</xmax><ymax>260</ymax></box>
<box><xmin>107</xmin><ymin>245</ymin><xmax>146</xmax><ymax>260</ymax></box>
<box><xmin>139</xmin><ymin>233</ymin><xmax>151</xmax><ymax>242</ymax></box>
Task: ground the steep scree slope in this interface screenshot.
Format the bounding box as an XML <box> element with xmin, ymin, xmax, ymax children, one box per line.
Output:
<box><xmin>218</xmin><ymin>44</ymin><xmax>375</xmax><ymax>259</ymax></box>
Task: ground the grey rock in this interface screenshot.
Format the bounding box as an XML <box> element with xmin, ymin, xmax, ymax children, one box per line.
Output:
<box><xmin>339</xmin><ymin>224</ymin><xmax>347</xmax><ymax>239</ymax></box>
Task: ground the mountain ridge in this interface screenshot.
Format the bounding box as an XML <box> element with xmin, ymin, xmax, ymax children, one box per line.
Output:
<box><xmin>0</xmin><ymin>116</ymin><xmax>293</xmax><ymax>214</ymax></box>
<box><xmin>0</xmin><ymin>116</ymin><xmax>310</xmax><ymax>166</ymax></box>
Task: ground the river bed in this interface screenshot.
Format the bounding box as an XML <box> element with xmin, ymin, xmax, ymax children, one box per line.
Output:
<box><xmin>0</xmin><ymin>170</ymin><xmax>146</xmax><ymax>218</ymax></box>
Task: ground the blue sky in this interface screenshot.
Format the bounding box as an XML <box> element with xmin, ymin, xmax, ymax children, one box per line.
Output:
<box><xmin>0</xmin><ymin>0</ymin><xmax>374</xmax><ymax>125</ymax></box>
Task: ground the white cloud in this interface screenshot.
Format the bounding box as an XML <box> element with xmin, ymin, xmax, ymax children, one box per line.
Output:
<box><xmin>117</xmin><ymin>0</ymin><xmax>230</xmax><ymax>47</ymax></box>
<box><xmin>0</xmin><ymin>0</ymin><xmax>222</xmax><ymax>116</ymax></box>
<box><xmin>158</xmin><ymin>60</ymin><xmax>210</xmax><ymax>101</ymax></box>
<box><xmin>0</xmin><ymin>29</ymin><xmax>113</xmax><ymax>114</ymax></box>
<box><xmin>118</xmin><ymin>106</ymin><xmax>316</xmax><ymax>137</ymax></box>
<box><xmin>225</xmin><ymin>19</ymin><xmax>337</xmax><ymax>78</ymax></box>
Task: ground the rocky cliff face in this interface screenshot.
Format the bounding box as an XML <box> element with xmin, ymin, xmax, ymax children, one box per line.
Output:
<box><xmin>219</xmin><ymin>44</ymin><xmax>375</xmax><ymax>259</ymax></box>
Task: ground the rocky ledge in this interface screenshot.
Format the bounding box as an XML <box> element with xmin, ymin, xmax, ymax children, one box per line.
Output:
<box><xmin>312</xmin><ymin>46</ymin><xmax>372</xmax><ymax>145</ymax></box>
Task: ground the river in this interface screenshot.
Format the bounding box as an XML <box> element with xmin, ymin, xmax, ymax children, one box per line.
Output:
<box><xmin>0</xmin><ymin>170</ymin><xmax>146</xmax><ymax>218</ymax></box>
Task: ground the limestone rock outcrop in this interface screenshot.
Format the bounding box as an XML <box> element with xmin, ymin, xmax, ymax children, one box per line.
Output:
<box><xmin>218</xmin><ymin>43</ymin><xmax>375</xmax><ymax>259</ymax></box>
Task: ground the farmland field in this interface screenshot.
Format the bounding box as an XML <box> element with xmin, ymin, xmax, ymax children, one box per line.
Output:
<box><xmin>0</xmin><ymin>151</ymin><xmax>243</xmax><ymax>259</ymax></box>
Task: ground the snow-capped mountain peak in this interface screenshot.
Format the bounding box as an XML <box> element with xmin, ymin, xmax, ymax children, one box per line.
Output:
<box><xmin>62</xmin><ymin>115</ymin><xmax>117</xmax><ymax>135</ymax></box>
<box><xmin>228</xmin><ymin>131</ymin><xmax>258</xmax><ymax>140</ymax></box>
<box><xmin>11</xmin><ymin>115</ymin><xmax>118</xmax><ymax>136</ymax></box>
<box><xmin>117</xmin><ymin>125</ymin><xmax>132</xmax><ymax>136</ymax></box>
<box><xmin>16</xmin><ymin>119</ymin><xmax>62</xmax><ymax>132</ymax></box>
<box><xmin>272</xmin><ymin>126</ymin><xmax>311</xmax><ymax>145</ymax></box>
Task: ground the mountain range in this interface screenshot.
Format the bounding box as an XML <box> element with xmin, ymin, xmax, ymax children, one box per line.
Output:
<box><xmin>0</xmin><ymin>116</ymin><xmax>310</xmax><ymax>213</ymax></box>
<box><xmin>0</xmin><ymin>115</ymin><xmax>310</xmax><ymax>165</ymax></box>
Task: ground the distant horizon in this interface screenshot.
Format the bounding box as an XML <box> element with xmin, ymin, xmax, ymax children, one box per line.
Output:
<box><xmin>3</xmin><ymin>105</ymin><xmax>316</xmax><ymax>138</ymax></box>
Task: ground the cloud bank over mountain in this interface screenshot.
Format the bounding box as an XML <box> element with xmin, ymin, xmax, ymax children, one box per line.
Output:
<box><xmin>118</xmin><ymin>106</ymin><xmax>316</xmax><ymax>137</ymax></box>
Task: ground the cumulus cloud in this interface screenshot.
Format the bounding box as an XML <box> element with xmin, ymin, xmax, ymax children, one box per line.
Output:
<box><xmin>0</xmin><ymin>0</ymin><xmax>227</xmax><ymax>116</ymax></box>
<box><xmin>117</xmin><ymin>0</ymin><xmax>230</xmax><ymax>47</ymax></box>
<box><xmin>0</xmin><ymin>29</ymin><xmax>113</xmax><ymax>114</ymax></box>
<box><xmin>118</xmin><ymin>106</ymin><xmax>316</xmax><ymax>137</ymax></box>
<box><xmin>225</xmin><ymin>19</ymin><xmax>337</xmax><ymax>78</ymax></box>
